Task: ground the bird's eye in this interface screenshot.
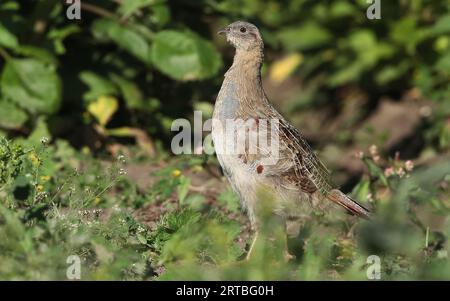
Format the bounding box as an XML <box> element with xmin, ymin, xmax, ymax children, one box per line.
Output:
<box><xmin>240</xmin><ymin>27</ymin><xmax>247</xmax><ymax>33</ymax></box>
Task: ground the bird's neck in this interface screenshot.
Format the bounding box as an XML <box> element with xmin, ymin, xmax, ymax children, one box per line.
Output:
<box><xmin>221</xmin><ymin>46</ymin><xmax>268</xmax><ymax>110</ymax></box>
<box><xmin>227</xmin><ymin>47</ymin><xmax>263</xmax><ymax>81</ymax></box>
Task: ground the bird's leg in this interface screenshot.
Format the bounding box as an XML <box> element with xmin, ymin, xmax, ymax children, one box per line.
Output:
<box><xmin>278</xmin><ymin>216</ymin><xmax>295</xmax><ymax>262</ymax></box>
<box><xmin>283</xmin><ymin>231</ymin><xmax>295</xmax><ymax>262</ymax></box>
<box><xmin>246</xmin><ymin>217</ymin><xmax>295</xmax><ymax>262</ymax></box>
<box><xmin>246</xmin><ymin>231</ymin><xmax>259</xmax><ymax>260</ymax></box>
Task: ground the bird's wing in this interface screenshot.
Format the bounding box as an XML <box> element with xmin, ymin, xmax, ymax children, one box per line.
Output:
<box><xmin>237</xmin><ymin>106</ymin><xmax>335</xmax><ymax>196</ymax></box>
<box><xmin>276</xmin><ymin>116</ymin><xmax>334</xmax><ymax>195</ymax></box>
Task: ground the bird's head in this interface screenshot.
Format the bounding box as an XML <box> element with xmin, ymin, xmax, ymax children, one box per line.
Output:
<box><xmin>218</xmin><ymin>21</ymin><xmax>263</xmax><ymax>51</ymax></box>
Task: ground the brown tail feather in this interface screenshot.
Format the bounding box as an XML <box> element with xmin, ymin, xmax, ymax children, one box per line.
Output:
<box><xmin>327</xmin><ymin>189</ymin><xmax>371</xmax><ymax>219</ymax></box>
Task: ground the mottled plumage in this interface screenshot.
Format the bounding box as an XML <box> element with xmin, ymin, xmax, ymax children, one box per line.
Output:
<box><xmin>213</xmin><ymin>21</ymin><xmax>370</xmax><ymax>259</ymax></box>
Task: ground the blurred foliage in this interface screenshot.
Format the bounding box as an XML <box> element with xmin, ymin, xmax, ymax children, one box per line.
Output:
<box><xmin>0</xmin><ymin>135</ymin><xmax>449</xmax><ymax>280</ymax></box>
<box><xmin>0</xmin><ymin>0</ymin><xmax>450</xmax><ymax>280</ymax></box>
<box><xmin>0</xmin><ymin>0</ymin><xmax>448</xmax><ymax>150</ymax></box>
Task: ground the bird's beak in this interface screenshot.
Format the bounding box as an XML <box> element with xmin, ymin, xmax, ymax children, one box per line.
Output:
<box><xmin>217</xmin><ymin>26</ymin><xmax>229</xmax><ymax>35</ymax></box>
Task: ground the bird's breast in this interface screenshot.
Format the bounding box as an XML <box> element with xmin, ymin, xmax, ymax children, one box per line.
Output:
<box><xmin>213</xmin><ymin>79</ymin><xmax>241</xmax><ymax>121</ymax></box>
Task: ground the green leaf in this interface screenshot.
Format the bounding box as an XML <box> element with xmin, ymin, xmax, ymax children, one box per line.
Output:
<box><xmin>184</xmin><ymin>194</ymin><xmax>206</xmax><ymax>211</ymax></box>
<box><xmin>390</xmin><ymin>17</ymin><xmax>428</xmax><ymax>54</ymax></box>
<box><xmin>193</xmin><ymin>101</ymin><xmax>214</xmax><ymax>119</ymax></box>
<box><xmin>351</xmin><ymin>179</ymin><xmax>370</xmax><ymax>204</ymax></box>
<box><xmin>14</xmin><ymin>45</ymin><xmax>57</xmax><ymax>66</ymax></box>
<box><xmin>79</xmin><ymin>71</ymin><xmax>118</xmax><ymax>102</ymax></box>
<box><xmin>330</xmin><ymin>30</ymin><xmax>394</xmax><ymax>86</ymax></box>
<box><xmin>364</xmin><ymin>158</ymin><xmax>389</xmax><ymax>187</ymax></box>
<box><xmin>118</xmin><ymin>0</ymin><xmax>157</xmax><ymax>18</ymax></box>
<box><xmin>151</xmin><ymin>30</ymin><xmax>222</xmax><ymax>81</ymax></box>
<box><xmin>430</xmin><ymin>14</ymin><xmax>450</xmax><ymax>35</ymax></box>
<box><xmin>0</xmin><ymin>58</ymin><xmax>61</xmax><ymax>114</ymax></box>
<box><xmin>149</xmin><ymin>3</ymin><xmax>171</xmax><ymax>27</ymax></box>
<box><xmin>348</xmin><ymin>30</ymin><xmax>394</xmax><ymax>65</ymax></box>
<box><xmin>329</xmin><ymin>63</ymin><xmax>362</xmax><ymax>86</ymax></box>
<box><xmin>434</xmin><ymin>52</ymin><xmax>450</xmax><ymax>75</ymax></box>
<box><xmin>0</xmin><ymin>22</ymin><xmax>18</xmax><ymax>50</ymax></box>
<box><xmin>109</xmin><ymin>73</ymin><xmax>144</xmax><ymax>109</ymax></box>
<box><xmin>0</xmin><ymin>1</ymin><xmax>20</xmax><ymax>11</ymax></box>
<box><xmin>218</xmin><ymin>189</ymin><xmax>240</xmax><ymax>213</ymax></box>
<box><xmin>434</xmin><ymin>36</ymin><xmax>450</xmax><ymax>53</ymax></box>
<box><xmin>0</xmin><ymin>100</ymin><xmax>27</xmax><ymax>129</ymax></box>
<box><xmin>177</xmin><ymin>176</ymin><xmax>191</xmax><ymax>204</ymax></box>
<box><xmin>278</xmin><ymin>22</ymin><xmax>331</xmax><ymax>51</ymax></box>
<box><xmin>91</xmin><ymin>18</ymin><xmax>152</xmax><ymax>64</ymax></box>
<box><xmin>48</xmin><ymin>24</ymin><xmax>81</xmax><ymax>54</ymax></box>
<box><xmin>330</xmin><ymin>1</ymin><xmax>356</xmax><ymax>18</ymax></box>
<box><xmin>24</xmin><ymin>117</ymin><xmax>51</xmax><ymax>147</ymax></box>
<box><xmin>376</xmin><ymin>62</ymin><xmax>409</xmax><ymax>85</ymax></box>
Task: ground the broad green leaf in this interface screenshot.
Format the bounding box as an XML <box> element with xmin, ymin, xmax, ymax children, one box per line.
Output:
<box><xmin>390</xmin><ymin>17</ymin><xmax>428</xmax><ymax>54</ymax></box>
<box><xmin>329</xmin><ymin>63</ymin><xmax>362</xmax><ymax>86</ymax></box>
<box><xmin>151</xmin><ymin>30</ymin><xmax>222</xmax><ymax>81</ymax></box>
<box><xmin>0</xmin><ymin>22</ymin><xmax>18</xmax><ymax>50</ymax></box>
<box><xmin>118</xmin><ymin>0</ymin><xmax>157</xmax><ymax>18</ymax></box>
<box><xmin>79</xmin><ymin>71</ymin><xmax>118</xmax><ymax>102</ymax></box>
<box><xmin>330</xmin><ymin>1</ymin><xmax>356</xmax><ymax>18</ymax></box>
<box><xmin>330</xmin><ymin>30</ymin><xmax>394</xmax><ymax>86</ymax></box>
<box><xmin>376</xmin><ymin>62</ymin><xmax>409</xmax><ymax>85</ymax></box>
<box><xmin>91</xmin><ymin>18</ymin><xmax>152</xmax><ymax>64</ymax></box>
<box><xmin>348</xmin><ymin>30</ymin><xmax>394</xmax><ymax>65</ymax></box>
<box><xmin>435</xmin><ymin>52</ymin><xmax>450</xmax><ymax>75</ymax></box>
<box><xmin>0</xmin><ymin>58</ymin><xmax>61</xmax><ymax>114</ymax></box>
<box><xmin>430</xmin><ymin>14</ymin><xmax>450</xmax><ymax>35</ymax></box>
<box><xmin>87</xmin><ymin>96</ymin><xmax>118</xmax><ymax>127</ymax></box>
<box><xmin>0</xmin><ymin>1</ymin><xmax>20</xmax><ymax>11</ymax></box>
<box><xmin>278</xmin><ymin>22</ymin><xmax>331</xmax><ymax>51</ymax></box>
<box><xmin>109</xmin><ymin>73</ymin><xmax>144</xmax><ymax>109</ymax></box>
<box><xmin>434</xmin><ymin>36</ymin><xmax>450</xmax><ymax>53</ymax></box>
<box><xmin>14</xmin><ymin>45</ymin><xmax>57</xmax><ymax>66</ymax></box>
<box><xmin>149</xmin><ymin>3</ymin><xmax>171</xmax><ymax>27</ymax></box>
<box><xmin>0</xmin><ymin>100</ymin><xmax>27</xmax><ymax>129</ymax></box>
<box><xmin>351</xmin><ymin>179</ymin><xmax>370</xmax><ymax>204</ymax></box>
<box><xmin>193</xmin><ymin>101</ymin><xmax>214</xmax><ymax>119</ymax></box>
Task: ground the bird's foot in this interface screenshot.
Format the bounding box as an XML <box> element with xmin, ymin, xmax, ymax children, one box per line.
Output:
<box><xmin>284</xmin><ymin>251</ymin><xmax>296</xmax><ymax>262</ymax></box>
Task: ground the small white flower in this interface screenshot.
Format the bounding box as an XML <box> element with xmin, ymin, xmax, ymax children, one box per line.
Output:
<box><xmin>369</xmin><ymin>145</ymin><xmax>378</xmax><ymax>155</ymax></box>
<box><xmin>40</xmin><ymin>137</ymin><xmax>49</xmax><ymax>145</ymax></box>
<box><xmin>397</xmin><ymin>167</ymin><xmax>406</xmax><ymax>178</ymax></box>
<box><xmin>117</xmin><ymin>155</ymin><xmax>126</xmax><ymax>164</ymax></box>
<box><xmin>355</xmin><ymin>151</ymin><xmax>364</xmax><ymax>159</ymax></box>
<box><xmin>405</xmin><ymin>160</ymin><xmax>414</xmax><ymax>172</ymax></box>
